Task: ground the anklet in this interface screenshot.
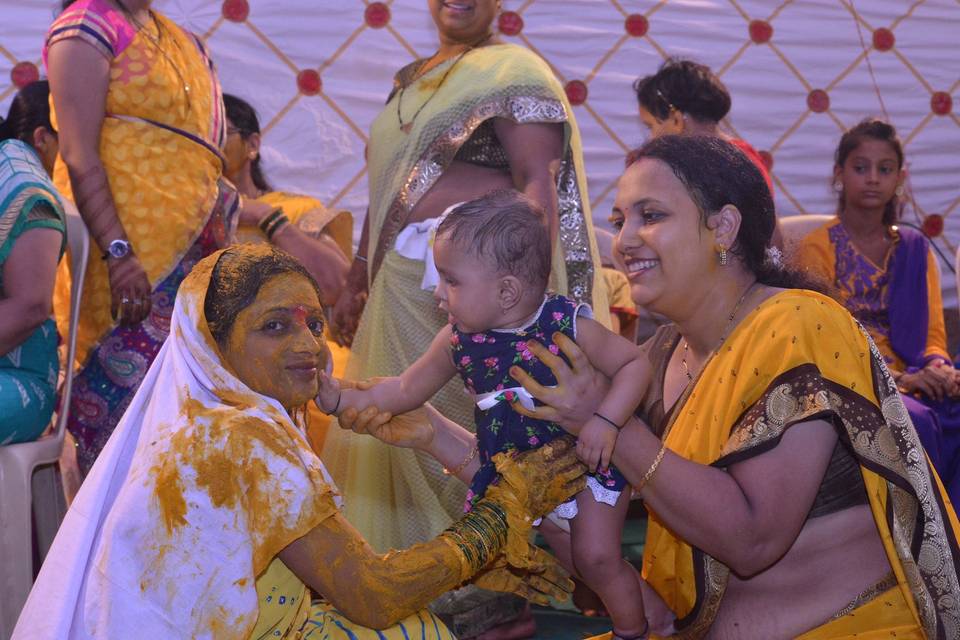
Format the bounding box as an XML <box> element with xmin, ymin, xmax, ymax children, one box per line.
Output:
<box><xmin>612</xmin><ymin>620</ymin><xmax>650</xmax><ymax>640</ymax></box>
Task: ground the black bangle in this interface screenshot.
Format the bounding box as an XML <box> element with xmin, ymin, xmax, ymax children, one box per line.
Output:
<box><xmin>332</xmin><ymin>390</ymin><xmax>342</xmax><ymax>415</ymax></box>
<box><xmin>593</xmin><ymin>412</ymin><xmax>622</xmax><ymax>430</ymax></box>
<box><xmin>264</xmin><ymin>214</ymin><xmax>290</xmax><ymax>241</ymax></box>
<box><xmin>613</xmin><ymin>620</ymin><xmax>650</xmax><ymax>640</ymax></box>
<box><xmin>258</xmin><ymin>207</ymin><xmax>283</xmax><ymax>231</ymax></box>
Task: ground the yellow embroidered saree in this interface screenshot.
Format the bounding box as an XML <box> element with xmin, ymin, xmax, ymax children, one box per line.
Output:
<box><xmin>46</xmin><ymin>3</ymin><xmax>228</xmax><ymax>362</ymax></box>
<box><xmin>643</xmin><ymin>290</ymin><xmax>960</xmax><ymax>638</ymax></box>
<box><xmin>323</xmin><ymin>43</ymin><xmax>608</xmax><ymax>552</ymax></box>
<box><xmin>44</xmin><ymin>0</ymin><xmax>236</xmax><ymax>471</ymax></box>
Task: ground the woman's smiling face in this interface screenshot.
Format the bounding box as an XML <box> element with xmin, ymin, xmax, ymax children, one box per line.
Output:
<box><xmin>428</xmin><ymin>0</ymin><xmax>499</xmax><ymax>44</ymax></box>
<box><xmin>610</xmin><ymin>158</ymin><xmax>718</xmax><ymax>316</ymax></box>
<box><xmin>221</xmin><ymin>272</ymin><xmax>328</xmax><ymax>410</ymax></box>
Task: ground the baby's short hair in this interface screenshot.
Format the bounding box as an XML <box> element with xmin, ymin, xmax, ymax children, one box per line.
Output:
<box><xmin>436</xmin><ymin>189</ymin><xmax>551</xmax><ymax>291</ymax></box>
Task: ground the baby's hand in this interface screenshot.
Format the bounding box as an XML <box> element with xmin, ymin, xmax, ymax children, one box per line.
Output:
<box><xmin>316</xmin><ymin>371</ymin><xmax>342</xmax><ymax>414</ymax></box>
<box><xmin>576</xmin><ymin>417</ymin><xmax>618</xmax><ymax>473</ymax></box>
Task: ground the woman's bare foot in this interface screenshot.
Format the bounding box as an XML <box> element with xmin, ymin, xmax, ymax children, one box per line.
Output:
<box><xmin>467</xmin><ymin>603</ymin><xmax>536</xmax><ymax>640</ymax></box>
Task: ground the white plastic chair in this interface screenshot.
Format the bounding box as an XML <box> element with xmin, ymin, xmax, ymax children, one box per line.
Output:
<box><xmin>0</xmin><ymin>209</ymin><xmax>88</xmax><ymax>639</ymax></box>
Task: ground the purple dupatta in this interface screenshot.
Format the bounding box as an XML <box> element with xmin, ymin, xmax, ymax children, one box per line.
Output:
<box><xmin>887</xmin><ymin>226</ymin><xmax>931</xmax><ymax>369</ymax></box>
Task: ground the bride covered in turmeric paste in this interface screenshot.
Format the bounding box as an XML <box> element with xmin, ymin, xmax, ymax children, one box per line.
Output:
<box><xmin>13</xmin><ymin>244</ymin><xmax>583</xmax><ymax>639</ymax></box>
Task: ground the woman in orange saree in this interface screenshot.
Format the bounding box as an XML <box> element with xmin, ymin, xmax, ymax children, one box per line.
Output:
<box><xmin>509</xmin><ymin>136</ymin><xmax>960</xmax><ymax>638</ymax></box>
<box><xmin>45</xmin><ymin>0</ymin><xmax>237</xmax><ymax>473</ymax></box>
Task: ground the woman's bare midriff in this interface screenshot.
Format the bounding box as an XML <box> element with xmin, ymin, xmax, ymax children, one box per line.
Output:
<box><xmin>405</xmin><ymin>159</ymin><xmax>515</xmax><ymax>224</ymax></box>
<box><xmin>706</xmin><ymin>504</ymin><xmax>892</xmax><ymax>639</ymax></box>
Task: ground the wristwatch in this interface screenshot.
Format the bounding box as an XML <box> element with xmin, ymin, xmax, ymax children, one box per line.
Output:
<box><xmin>102</xmin><ymin>238</ymin><xmax>133</xmax><ymax>260</ymax></box>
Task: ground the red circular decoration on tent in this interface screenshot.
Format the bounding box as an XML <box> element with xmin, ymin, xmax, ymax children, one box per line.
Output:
<box><xmin>625</xmin><ymin>14</ymin><xmax>649</xmax><ymax>37</ymax></box>
<box><xmin>10</xmin><ymin>61</ymin><xmax>39</xmax><ymax>88</ymax></box>
<box><xmin>297</xmin><ymin>70</ymin><xmax>322</xmax><ymax>96</ymax></box>
<box><xmin>221</xmin><ymin>0</ymin><xmax>249</xmax><ymax>22</ymax></box>
<box><xmin>749</xmin><ymin>20</ymin><xmax>773</xmax><ymax>44</ymax></box>
<box><xmin>498</xmin><ymin>11</ymin><xmax>524</xmax><ymax>36</ymax></box>
<box><xmin>365</xmin><ymin>3</ymin><xmax>390</xmax><ymax>28</ymax></box>
<box><xmin>565</xmin><ymin>80</ymin><xmax>588</xmax><ymax>106</ymax></box>
<box><xmin>807</xmin><ymin>89</ymin><xmax>830</xmax><ymax>113</ymax></box>
<box><xmin>872</xmin><ymin>28</ymin><xmax>895</xmax><ymax>51</ymax></box>
<box><xmin>758</xmin><ymin>150</ymin><xmax>774</xmax><ymax>171</ymax></box>
<box><xmin>931</xmin><ymin>92</ymin><xmax>953</xmax><ymax>115</ymax></box>
<box><xmin>922</xmin><ymin>214</ymin><xmax>944</xmax><ymax>238</ymax></box>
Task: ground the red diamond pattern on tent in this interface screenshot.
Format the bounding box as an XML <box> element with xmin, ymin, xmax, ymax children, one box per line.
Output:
<box><xmin>2</xmin><ymin>0</ymin><xmax>959</xmax><ymax>301</ymax></box>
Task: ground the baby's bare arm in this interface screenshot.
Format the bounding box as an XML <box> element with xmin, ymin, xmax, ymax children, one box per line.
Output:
<box><xmin>338</xmin><ymin>326</ymin><xmax>458</xmax><ymax>414</ymax></box>
<box><xmin>574</xmin><ymin>317</ymin><xmax>650</xmax><ymax>427</ymax></box>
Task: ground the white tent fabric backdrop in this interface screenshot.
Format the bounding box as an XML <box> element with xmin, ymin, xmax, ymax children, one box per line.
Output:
<box><xmin>2</xmin><ymin>0</ymin><xmax>959</xmax><ymax>302</ymax></box>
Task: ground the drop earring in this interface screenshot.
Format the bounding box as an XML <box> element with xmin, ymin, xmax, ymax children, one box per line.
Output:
<box><xmin>718</xmin><ymin>245</ymin><xmax>728</xmax><ymax>266</ymax></box>
<box><xmin>895</xmin><ymin>185</ymin><xmax>904</xmax><ymax>197</ymax></box>
<box><xmin>833</xmin><ymin>181</ymin><xmax>843</xmax><ymax>193</ymax></box>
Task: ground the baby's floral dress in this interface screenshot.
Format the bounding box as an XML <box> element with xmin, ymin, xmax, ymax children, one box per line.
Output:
<box><xmin>451</xmin><ymin>294</ymin><xmax>627</xmax><ymax>514</ymax></box>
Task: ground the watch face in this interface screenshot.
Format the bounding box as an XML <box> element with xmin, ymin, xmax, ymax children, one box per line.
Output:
<box><xmin>108</xmin><ymin>239</ymin><xmax>131</xmax><ymax>258</ymax></box>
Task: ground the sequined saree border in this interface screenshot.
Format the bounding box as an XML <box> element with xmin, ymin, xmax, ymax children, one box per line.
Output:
<box><xmin>369</xmin><ymin>91</ymin><xmax>594</xmax><ymax>303</ymax></box>
<box><xmin>671</xmin><ymin>338</ymin><xmax>960</xmax><ymax>639</ymax></box>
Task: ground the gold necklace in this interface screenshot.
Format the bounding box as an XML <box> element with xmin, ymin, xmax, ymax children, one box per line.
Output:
<box><xmin>395</xmin><ymin>34</ymin><xmax>492</xmax><ymax>134</ymax></box>
<box><xmin>680</xmin><ymin>281</ymin><xmax>758</xmax><ymax>382</ymax></box>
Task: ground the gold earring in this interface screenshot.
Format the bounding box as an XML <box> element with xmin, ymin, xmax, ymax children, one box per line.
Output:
<box><xmin>718</xmin><ymin>245</ymin><xmax>728</xmax><ymax>266</ymax></box>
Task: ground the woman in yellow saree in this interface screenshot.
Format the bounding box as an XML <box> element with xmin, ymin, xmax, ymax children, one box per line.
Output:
<box><xmin>508</xmin><ymin>136</ymin><xmax>960</xmax><ymax>638</ymax></box>
<box><xmin>45</xmin><ymin>0</ymin><xmax>237</xmax><ymax>473</ymax></box>
<box><xmin>13</xmin><ymin>244</ymin><xmax>581</xmax><ymax>639</ymax></box>
<box><xmin>324</xmin><ymin>0</ymin><xmax>608</xmax><ymax>561</ymax></box>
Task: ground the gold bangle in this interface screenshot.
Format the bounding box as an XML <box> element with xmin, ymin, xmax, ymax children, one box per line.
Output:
<box><xmin>444</xmin><ymin>444</ymin><xmax>478</xmax><ymax>476</ymax></box>
<box><xmin>635</xmin><ymin>443</ymin><xmax>666</xmax><ymax>491</ymax></box>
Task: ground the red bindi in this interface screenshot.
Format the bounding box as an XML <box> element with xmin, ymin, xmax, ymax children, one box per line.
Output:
<box><xmin>291</xmin><ymin>305</ymin><xmax>309</xmax><ymax>325</ymax></box>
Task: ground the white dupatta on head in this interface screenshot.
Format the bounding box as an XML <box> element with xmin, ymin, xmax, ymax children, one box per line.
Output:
<box><xmin>15</xmin><ymin>248</ymin><xmax>341</xmax><ymax>640</ymax></box>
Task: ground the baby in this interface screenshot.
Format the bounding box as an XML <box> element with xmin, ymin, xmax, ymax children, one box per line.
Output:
<box><xmin>320</xmin><ymin>190</ymin><xmax>650</xmax><ymax>639</ymax></box>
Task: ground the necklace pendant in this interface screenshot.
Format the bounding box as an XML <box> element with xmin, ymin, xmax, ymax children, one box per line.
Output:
<box><xmin>185</xmin><ymin>84</ymin><xmax>191</xmax><ymax>93</ymax></box>
<box><xmin>400</xmin><ymin>122</ymin><xmax>413</xmax><ymax>134</ymax></box>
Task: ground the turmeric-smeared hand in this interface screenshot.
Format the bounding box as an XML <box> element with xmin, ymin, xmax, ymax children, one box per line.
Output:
<box><xmin>483</xmin><ymin>436</ymin><xmax>586</xmax><ymax>568</ymax></box>
<box><xmin>472</xmin><ymin>546</ymin><xmax>574</xmax><ymax>606</ymax></box>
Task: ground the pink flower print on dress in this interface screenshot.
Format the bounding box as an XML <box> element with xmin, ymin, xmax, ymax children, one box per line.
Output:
<box><xmin>460</xmin><ymin>355</ymin><xmax>472</xmax><ymax>367</ymax></box>
<box><xmin>549</xmin><ymin>344</ymin><xmax>560</xmax><ymax>355</ymax></box>
<box><xmin>528</xmin><ymin>435</ymin><xmax>540</xmax><ymax>446</ymax></box>
<box><xmin>486</xmin><ymin>336</ymin><xmax>496</xmax><ymax>344</ymax></box>
<box><xmin>484</xmin><ymin>356</ymin><xmax>498</xmax><ymax>368</ymax></box>
<box><xmin>552</xmin><ymin>311</ymin><xmax>565</xmax><ymax>321</ymax></box>
<box><xmin>450</xmin><ymin>333</ymin><xmax>460</xmax><ymax>346</ymax></box>
<box><xmin>472</xmin><ymin>334</ymin><xmax>486</xmax><ymax>343</ymax></box>
<box><xmin>515</xmin><ymin>341</ymin><xmax>534</xmax><ymax>361</ymax></box>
